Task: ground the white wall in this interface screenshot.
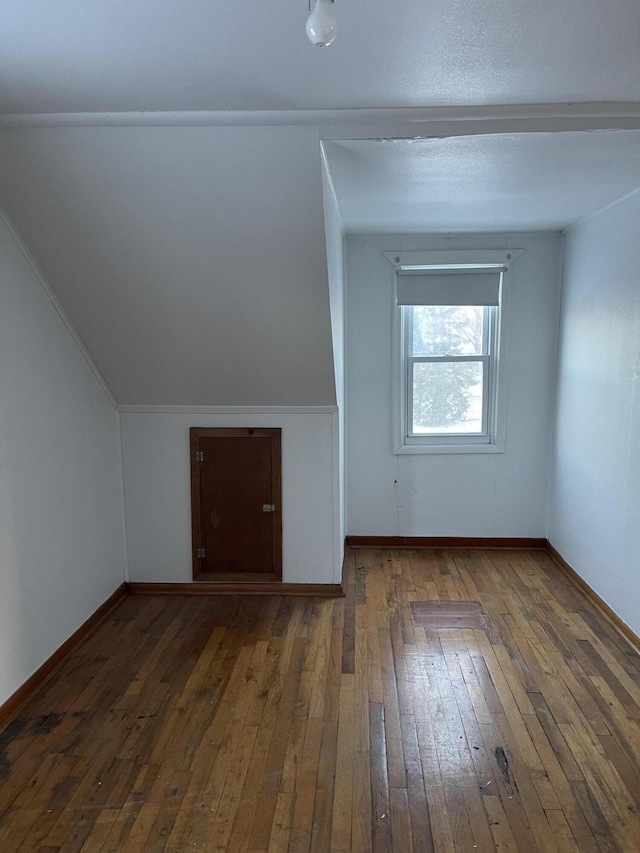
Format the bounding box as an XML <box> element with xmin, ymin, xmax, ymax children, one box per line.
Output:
<box><xmin>346</xmin><ymin>232</ymin><xmax>562</xmax><ymax>537</ymax></box>
<box><xmin>120</xmin><ymin>409</ymin><xmax>340</xmax><ymax>585</ymax></box>
<box><xmin>0</xmin><ymin>211</ymin><xmax>126</xmax><ymax>707</ymax></box>
<box><xmin>322</xmin><ymin>154</ymin><xmax>345</xmax><ymax>574</ymax></box>
<box><xmin>548</xmin><ymin>191</ymin><xmax>640</xmax><ymax>636</ymax></box>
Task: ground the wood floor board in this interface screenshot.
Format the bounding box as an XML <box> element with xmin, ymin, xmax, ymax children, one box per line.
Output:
<box><xmin>309</xmin><ymin>720</ymin><xmax>338</xmax><ymax>853</ymax></box>
<box><xmin>368</xmin><ymin>702</ymin><xmax>392</xmax><ymax>852</ymax></box>
<box><xmin>2</xmin><ymin>549</ymin><xmax>640</xmax><ymax>850</ymax></box>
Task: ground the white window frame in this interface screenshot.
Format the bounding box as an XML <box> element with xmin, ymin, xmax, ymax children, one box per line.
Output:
<box><xmin>386</xmin><ymin>249</ymin><xmax>522</xmax><ymax>455</ymax></box>
<box><xmin>404</xmin><ymin>303</ymin><xmax>495</xmax><ymax>446</ymax></box>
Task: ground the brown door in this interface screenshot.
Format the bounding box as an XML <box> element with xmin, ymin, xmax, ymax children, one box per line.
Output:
<box><xmin>190</xmin><ymin>427</ymin><xmax>282</xmax><ymax>582</ymax></box>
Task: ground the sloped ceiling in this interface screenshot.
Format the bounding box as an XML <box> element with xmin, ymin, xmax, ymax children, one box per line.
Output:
<box><xmin>0</xmin><ymin>125</ymin><xmax>337</xmax><ymax>405</ymax></box>
<box><xmin>1</xmin><ymin>1</ymin><xmax>640</xmax><ymax>406</ymax></box>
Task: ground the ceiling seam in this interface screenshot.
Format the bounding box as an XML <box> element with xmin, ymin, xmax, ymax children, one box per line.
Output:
<box><xmin>1</xmin><ymin>102</ymin><xmax>639</xmax><ymax>129</ymax></box>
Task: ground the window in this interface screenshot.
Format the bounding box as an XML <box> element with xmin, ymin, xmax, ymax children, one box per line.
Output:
<box><xmin>388</xmin><ymin>250</ymin><xmax>521</xmax><ymax>454</ymax></box>
<box><xmin>406</xmin><ymin>303</ymin><xmax>493</xmax><ymax>443</ymax></box>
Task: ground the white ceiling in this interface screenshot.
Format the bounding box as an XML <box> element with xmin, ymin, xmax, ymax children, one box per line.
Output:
<box><xmin>1</xmin><ymin>1</ymin><xmax>639</xmax><ymax>115</ymax></box>
<box><xmin>0</xmin><ymin>125</ymin><xmax>337</xmax><ymax>406</ymax></box>
<box><xmin>323</xmin><ymin>131</ymin><xmax>640</xmax><ymax>232</ymax></box>
<box><xmin>2</xmin><ymin>2</ymin><xmax>640</xmax><ymax>406</ymax></box>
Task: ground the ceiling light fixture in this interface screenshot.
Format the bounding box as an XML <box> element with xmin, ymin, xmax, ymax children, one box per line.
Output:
<box><xmin>306</xmin><ymin>0</ymin><xmax>337</xmax><ymax>47</ymax></box>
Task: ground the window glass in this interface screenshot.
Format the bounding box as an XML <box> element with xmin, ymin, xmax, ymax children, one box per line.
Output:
<box><xmin>411</xmin><ymin>305</ymin><xmax>485</xmax><ymax>357</ymax></box>
<box><xmin>412</xmin><ymin>361</ymin><xmax>484</xmax><ymax>434</ymax></box>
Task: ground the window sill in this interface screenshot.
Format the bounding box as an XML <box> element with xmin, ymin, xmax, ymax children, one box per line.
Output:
<box><xmin>394</xmin><ymin>442</ymin><xmax>505</xmax><ymax>455</ymax></box>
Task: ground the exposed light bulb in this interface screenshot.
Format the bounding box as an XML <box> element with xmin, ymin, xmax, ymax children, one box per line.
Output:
<box><xmin>306</xmin><ymin>0</ymin><xmax>337</xmax><ymax>47</ymax></box>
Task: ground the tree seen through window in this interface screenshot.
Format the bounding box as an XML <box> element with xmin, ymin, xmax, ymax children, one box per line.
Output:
<box><xmin>410</xmin><ymin>305</ymin><xmax>485</xmax><ymax>433</ymax></box>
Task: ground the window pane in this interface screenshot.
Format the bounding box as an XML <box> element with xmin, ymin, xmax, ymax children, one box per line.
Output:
<box><xmin>412</xmin><ymin>361</ymin><xmax>484</xmax><ymax>434</ymax></box>
<box><xmin>411</xmin><ymin>305</ymin><xmax>485</xmax><ymax>356</ymax></box>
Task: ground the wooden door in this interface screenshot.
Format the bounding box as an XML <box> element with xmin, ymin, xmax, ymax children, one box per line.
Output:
<box><xmin>190</xmin><ymin>428</ymin><xmax>282</xmax><ymax>582</ymax></box>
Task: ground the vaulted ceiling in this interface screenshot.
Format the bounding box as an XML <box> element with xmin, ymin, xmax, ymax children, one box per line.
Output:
<box><xmin>1</xmin><ymin>2</ymin><xmax>640</xmax><ymax>405</ymax></box>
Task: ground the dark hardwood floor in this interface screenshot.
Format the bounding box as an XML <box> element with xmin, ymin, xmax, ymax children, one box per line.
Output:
<box><xmin>1</xmin><ymin>548</ymin><xmax>640</xmax><ymax>851</ymax></box>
